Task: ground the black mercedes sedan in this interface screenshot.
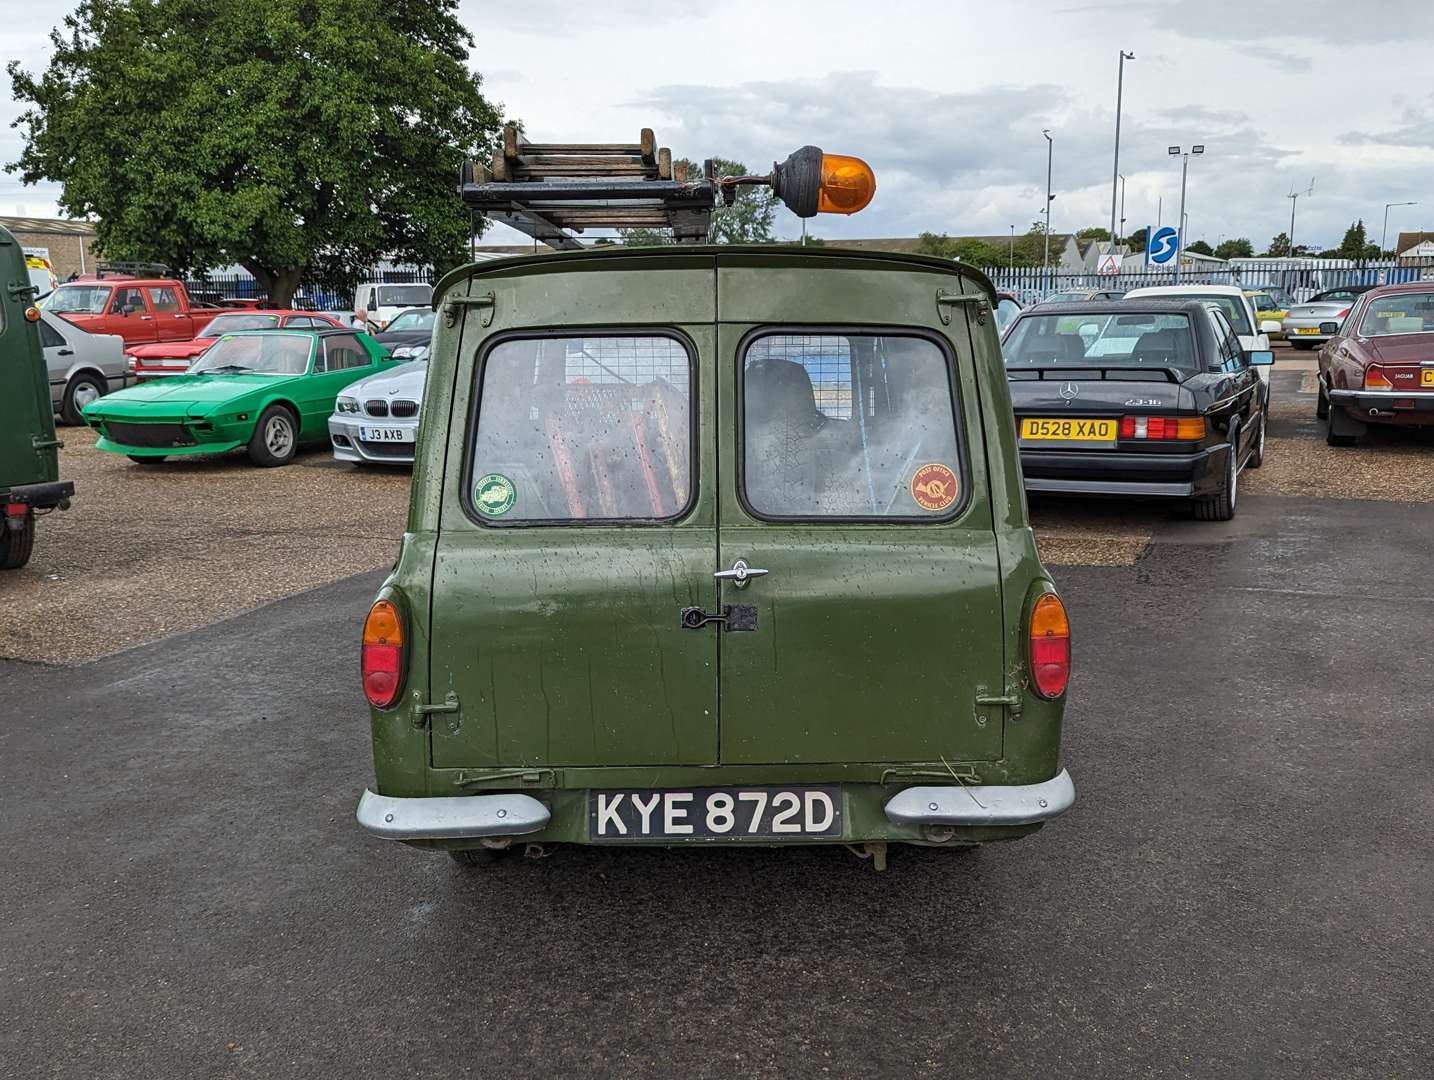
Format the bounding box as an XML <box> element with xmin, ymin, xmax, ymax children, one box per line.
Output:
<box><xmin>1000</xmin><ymin>299</ymin><xmax>1272</xmax><ymax>521</ymax></box>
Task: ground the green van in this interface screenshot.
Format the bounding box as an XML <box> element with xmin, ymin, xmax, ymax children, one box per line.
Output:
<box><xmin>1</xmin><ymin>225</ymin><xmax>73</xmax><ymax>570</ymax></box>
<box><xmin>355</xmin><ymin>246</ymin><xmax>1074</xmax><ymax>866</ymax></box>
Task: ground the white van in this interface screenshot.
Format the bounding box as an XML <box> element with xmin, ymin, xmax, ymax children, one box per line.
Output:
<box><xmin>352</xmin><ymin>281</ymin><xmax>433</xmax><ymax>330</ymax></box>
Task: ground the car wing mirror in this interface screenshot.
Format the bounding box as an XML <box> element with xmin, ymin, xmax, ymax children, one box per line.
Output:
<box><xmin>1247</xmin><ymin>350</ymin><xmax>1275</xmax><ymax>367</ymax></box>
<box><xmin>1318</xmin><ymin>321</ymin><xmax>1340</xmax><ymax>335</ymax></box>
<box><xmin>1258</xmin><ymin>319</ymin><xmax>1282</xmax><ymax>334</ymax></box>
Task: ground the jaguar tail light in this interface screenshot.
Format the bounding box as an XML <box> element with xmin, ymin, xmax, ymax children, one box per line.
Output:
<box><xmin>1029</xmin><ymin>593</ymin><xmax>1071</xmax><ymax>699</ymax></box>
<box><xmin>1119</xmin><ymin>415</ymin><xmax>1206</xmax><ymax>440</ymax></box>
<box><xmin>1364</xmin><ymin>367</ymin><xmax>1394</xmax><ymax>390</ymax></box>
<box><xmin>362</xmin><ymin>598</ymin><xmax>404</xmax><ymax>708</ymax></box>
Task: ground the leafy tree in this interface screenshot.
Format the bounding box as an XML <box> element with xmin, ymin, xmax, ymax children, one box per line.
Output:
<box><xmin>1125</xmin><ymin>226</ymin><xmax>1148</xmax><ymax>252</ymax></box>
<box><xmin>8</xmin><ymin>0</ymin><xmax>501</xmax><ymax>306</ymax></box>
<box><xmin>619</xmin><ymin>157</ymin><xmax>776</xmax><ymax>246</ymax></box>
<box><xmin>917</xmin><ymin>232</ymin><xmax>1007</xmax><ymax>265</ymax></box>
<box><xmin>1214</xmin><ymin>237</ymin><xmax>1253</xmax><ymax>260</ymax></box>
<box><xmin>1337</xmin><ymin>219</ymin><xmax>1380</xmax><ymax>260</ymax></box>
<box><xmin>1185</xmin><ymin>240</ymin><xmax>1214</xmax><ymax>256</ymax></box>
<box><xmin>1262</xmin><ymin>232</ymin><xmax>1292</xmax><ymax>257</ymax></box>
<box><xmin>1076</xmin><ymin>226</ymin><xmax>1111</xmax><ymax>242</ymax></box>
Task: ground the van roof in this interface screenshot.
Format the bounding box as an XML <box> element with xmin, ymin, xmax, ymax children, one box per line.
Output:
<box><xmin>434</xmin><ymin>243</ymin><xmax>989</xmax><ymax>304</ymax></box>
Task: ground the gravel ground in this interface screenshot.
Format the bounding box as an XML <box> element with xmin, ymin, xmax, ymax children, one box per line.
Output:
<box><xmin>1247</xmin><ymin>354</ymin><xmax>1434</xmax><ymax>501</ymax></box>
<box><xmin>2</xmin><ymin>427</ymin><xmax>409</xmax><ymax>665</ymax></box>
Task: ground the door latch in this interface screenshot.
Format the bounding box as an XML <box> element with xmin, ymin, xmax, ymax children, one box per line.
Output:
<box><xmin>443</xmin><ymin>291</ymin><xmax>496</xmax><ymax>328</ymax></box>
<box><xmin>411</xmin><ymin>689</ymin><xmax>460</xmax><ymax>729</ymax></box>
<box><xmin>680</xmin><ymin>605</ymin><xmax>758</xmax><ymax>632</ymax></box>
<box><xmin>935</xmin><ymin>288</ymin><xmax>988</xmax><ymax>326</ymax></box>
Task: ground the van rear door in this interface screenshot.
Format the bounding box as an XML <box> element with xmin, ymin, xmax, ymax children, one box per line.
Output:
<box><xmin>427</xmin><ymin>257</ymin><xmax>720</xmax><ymax>769</ymax></box>
<box><xmin>714</xmin><ymin>255</ymin><xmax>1006</xmax><ymax>764</ymax></box>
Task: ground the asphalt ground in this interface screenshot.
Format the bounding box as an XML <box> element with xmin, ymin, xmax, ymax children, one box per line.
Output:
<box><xmin>2</xmin><ymin>361</ymin><xmax>1431</xmax><ymax>1077</ymax></box>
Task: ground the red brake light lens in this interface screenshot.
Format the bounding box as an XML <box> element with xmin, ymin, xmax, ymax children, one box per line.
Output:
<box><xmin>1029</xmin><ymin>593</ymin><xmax>1071</xmax><ymax>699</ymax></box>
<box><xmin>1119</xmin><ymin>415</ymin><xmax>1206</xmax><ymax>440</ymax></box>
<box><xmin>1364</xmin><ymin>367</ymin><xmax>1394</xmax><ymax>390</ymax></box>
<box><xmin>362</xmin><ymin>599</ymin><xmax>404</xmax><ymax>708</ymax></box>
<box><xmin>1336</xmin><ymin>308</ymin><xmax>1350</xmax><ymax>318</ymax></box>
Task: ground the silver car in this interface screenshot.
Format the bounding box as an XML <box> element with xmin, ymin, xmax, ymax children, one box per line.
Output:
<box><xmin>38</xmin><ymin>310</ymin><xmax>130</xmax><ymax>424</ymax></box>
<box><xmin>1282</xmin><ymin>286</ymin><xmax>1375</xmax><ymax>350</ymax></box>
<box><xmin>329</xmin><ymin>360</ymin><xmax>426</xmax><ymax>464</ymax></box>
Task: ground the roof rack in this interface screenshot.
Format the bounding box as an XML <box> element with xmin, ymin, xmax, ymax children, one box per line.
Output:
<box><xmin>459</xmin><ymin>126</ymin><xmax>719</xmax><ymax>249</ymax></box>
<box><xmin>95</xmin><ymin>260</ymin><xmax>171</xmax><ymax>278</ymax></box>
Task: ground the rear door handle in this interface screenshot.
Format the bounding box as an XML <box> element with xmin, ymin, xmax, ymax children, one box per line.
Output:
<box><xmin>713</xmin><ymin>559</ymin><xmax>768</xmax><ymax>588</ymax></box>
<box><xmin>57</xmin><ymin>348</ymin><xmax>74</xmax><ymax>356</ymax></box>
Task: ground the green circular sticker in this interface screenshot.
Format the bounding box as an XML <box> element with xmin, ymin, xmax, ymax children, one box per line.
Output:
<box><xmin>474</xmin><ymin>473</ymin><xmax>516</xmax><ymax>516</ymax></box>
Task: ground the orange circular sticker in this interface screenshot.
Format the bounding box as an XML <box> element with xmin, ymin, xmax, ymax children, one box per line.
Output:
<box><xmin>910</xmin><ymin>463</ymin><xmax>958</xmax><ymax>511</ymax></box>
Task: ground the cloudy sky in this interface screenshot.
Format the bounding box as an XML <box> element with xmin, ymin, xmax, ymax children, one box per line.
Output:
<box><xmin>5</xmin><ymin>0</ymin><xmax>1432</xmax><ymax>251</ymax></box>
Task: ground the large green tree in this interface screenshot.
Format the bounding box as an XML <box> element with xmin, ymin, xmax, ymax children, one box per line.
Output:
<box><xmin>8</xmin><ymin>0</ymin><xmax>501</xmax><ymax>305</ymax></box>
<box><xmin>1262</xmin><ymin>232</ymin><xmax>1292</xmax><ymax>257</ymax></box>
<box><xmin>619</xmin><ymin>157</ymin><xmax>776</xmax><ymax>246</ymax></box>
<box><xmin>1214</xmin><ymin>237</ymin><xmax>1253</xmax><ymax>260</ymax></box>
<box><xmin>1337</xmin><ymin>219</ymin><xmax>1380</xmax><ymax>260</ymax></box>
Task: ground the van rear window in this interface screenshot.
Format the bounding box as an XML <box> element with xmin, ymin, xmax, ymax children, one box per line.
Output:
<box><xmin>471</xmin><ymin>335</ymin><xmax>692</xmax><ymax>523</ymax></box>
<box><xmin>740</xmin><ymin>332</ymin><xmax>964</xmax><ymax>520</ymax></box>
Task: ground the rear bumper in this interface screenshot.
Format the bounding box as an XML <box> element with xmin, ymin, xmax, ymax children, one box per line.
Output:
<box><xmin>1020</xmin><ymin>444</ymin><xmax>1226</xmax><ymax>498</ymax></box>
<box><xmin>3</xmin><ymin>480</ymin><xmax>74</xmax><ymax>511</ymax></box>
<box><xmin>356</xmin><ymin>789</ymin><xmax>550</xmax><ymax>840</ymax></box>
<box><xmin>1328</xmin><ymin>388</ymin><xmax>1434</xmax><ymax>422</ymax></box>
<box><xmin>884</xmin><ymin>769</ymin><xmax>1075</xmax><ymax>827</ymax></box>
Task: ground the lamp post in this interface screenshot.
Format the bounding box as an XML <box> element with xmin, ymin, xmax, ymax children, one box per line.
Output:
<box><xmin>1009</xmin><ymin>224</ymin><xmax>1015</xmax><ymax>268</ymax></box>
<box><xmin>1042</xmin><ymin>129</ymin><xmax>1054</xmax><ymax>288</ymax></box>
<box><xmin>1109</xmin><ymin>51</ymin><xmax>1134</xmax><ymax>248</ymax></box>
<box><xmin>1382</xmin><ymin>201</ymin><xmax>1417</xmax><ymax>257</ymax></box>
<box><xmin>1118</xmin><ymin>173</ymin><xmax>1127</xmax><ymax>245</ymax></box>
<box><xmin>1169</xmin><ymin>144</ymin><xmax>1203</xmax><ymax>283</ymax></box>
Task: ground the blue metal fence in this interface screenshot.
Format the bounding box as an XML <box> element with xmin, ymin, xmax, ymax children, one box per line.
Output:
<box><xmin>978</xmin><ymin>259</ymin><xmax>1434</xmax><ymax>305</ymax></box>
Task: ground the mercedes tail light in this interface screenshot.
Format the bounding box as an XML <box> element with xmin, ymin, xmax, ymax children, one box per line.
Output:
<box><xmin>1029</xmin><ymin>593</ymin><xmax>1071</xmax><ymax>699</ymax></box>
<box><xmin>362</xmin><ymin>598</ymin><xmax>404</xmax><ymax>708</ymax></box>
<box><xmin>1119</xmin><ymin>415</ymin><xmax>1206</xmax><ymax>440</ymax></box>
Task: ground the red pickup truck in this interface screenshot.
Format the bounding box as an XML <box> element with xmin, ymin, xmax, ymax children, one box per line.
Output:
<box><xmin>42</xmin><ymin>273</ymin><xmax>231</xmax><ymax>346</ymax></box>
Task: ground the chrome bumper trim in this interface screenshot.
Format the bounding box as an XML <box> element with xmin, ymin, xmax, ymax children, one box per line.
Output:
<box><xmin>356</xmin><ymin>789</ymin><xmax>550</xmax><ymax>840</ymax></box>
<box><xmin>883</xmin><ymin>768</ymin><xmax>1076</xmax><ymax>827</ymax></box>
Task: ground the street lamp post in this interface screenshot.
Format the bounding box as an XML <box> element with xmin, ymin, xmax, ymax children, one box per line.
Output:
<box><xmin>1382</xmin><ymin>201</ymin><xmax>1417</xmax><ymax>257</ymax></box>
<box><xmin>1043</xmin><ymin>129</ymin><xmax>1054</xmax><ymax>288</ymax></box>
<box><xmin>1118</xmin><ymin>173</ymin><xmax>1127</xmax><ymax>244</ymax></box>
<box><xmin>1009</xmin><ymin>224</ymin><xmax>1015</xmax><ymax>269</ymax></box>
<box><xmin>1169</xmin><ymin>144</ymin><xmax>1203</xmax><ymax>283</ymax></box>
<box><xmin>1109</xmin><ymin>51</ymin><xmax>1134</xmax><ymax>248</ymax></box>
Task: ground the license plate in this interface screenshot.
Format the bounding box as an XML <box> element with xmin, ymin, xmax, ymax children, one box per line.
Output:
<box><xmin>589</xmin><ymin>786</ymin><xmax>842</xmax><ymax>842</ymax></box>
<box><xmin>1422</xmin><ymin>370</ymin><xmax>1434</xmax><ymax>387</ymax></box>
<box><xmin>1295</xmin><ymin>327</ymin><xmax>1321</xmax><ymax>335</ymax></box>
<box><xmin>1021</xmin><ymin>417</ymin><xmax>1117</xmax><ymax>442</ymax></box>
<box><xmin>359</xmin><ymin>426</ymin><xmax>413</xmax><ymax>442</ymax></box>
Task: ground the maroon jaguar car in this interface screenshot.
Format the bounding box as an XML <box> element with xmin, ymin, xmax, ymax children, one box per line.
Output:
<box><xmin>1317</xmin><ymin>282</ymin><xmax>1434</xmax><ymax>446</ymax></box>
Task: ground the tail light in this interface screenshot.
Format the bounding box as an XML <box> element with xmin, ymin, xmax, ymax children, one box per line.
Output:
<box><xmin>1364</xmin><ymin>367</ymin><xmax>1394</xmax><ymax>390</ymax></box>
<box><xmin>1029</xmin><ymin>593</ymin><xmax>1071</xmax><ymax>699</ymax></box>
<box><xmin>1119</xmin><ymin>415</ymin><xmax>1206</xmax><ymax>440</ymax></box>
<box><xmin>1336</xmin><ymin>308</ymin><xmax>1350</xmax><ymax>318</ymax></box>
<box><xmin>362</xmin><ymin>598</ymin><xmax>404</xmax><ymax>708</ymax></box>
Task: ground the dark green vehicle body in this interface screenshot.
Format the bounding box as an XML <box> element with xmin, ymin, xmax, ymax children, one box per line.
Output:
<box><xmin>0</xmin><ymin>225</ymin><xmax>73</xmax><ymax>570</ymax></box>
<box><xmin>358</xmin><ymin>247</ymin><xmax>1073</xmax><ymax>855</ymax></box>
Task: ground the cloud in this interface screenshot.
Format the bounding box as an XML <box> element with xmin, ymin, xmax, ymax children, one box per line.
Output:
<box><xmin>1339</xmin><ymin>93</ymin><xmax>1434</xmax><ymax>148</ymax></box>
<box><xmin>1143</xmin><ymin>0</ymin><xmax>1434</xmax><ymax>46</ymax></box>
<box><xmin>633</xmin><ymin>72</ymin><xmax>1300</xmax><ymax>239</ymax></box>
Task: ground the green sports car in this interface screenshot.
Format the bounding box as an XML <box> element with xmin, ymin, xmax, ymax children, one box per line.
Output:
<box><xmin>84</xmin><ymin>328</ymin><xmax>395</xmax><ymax>466</ymax></box>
